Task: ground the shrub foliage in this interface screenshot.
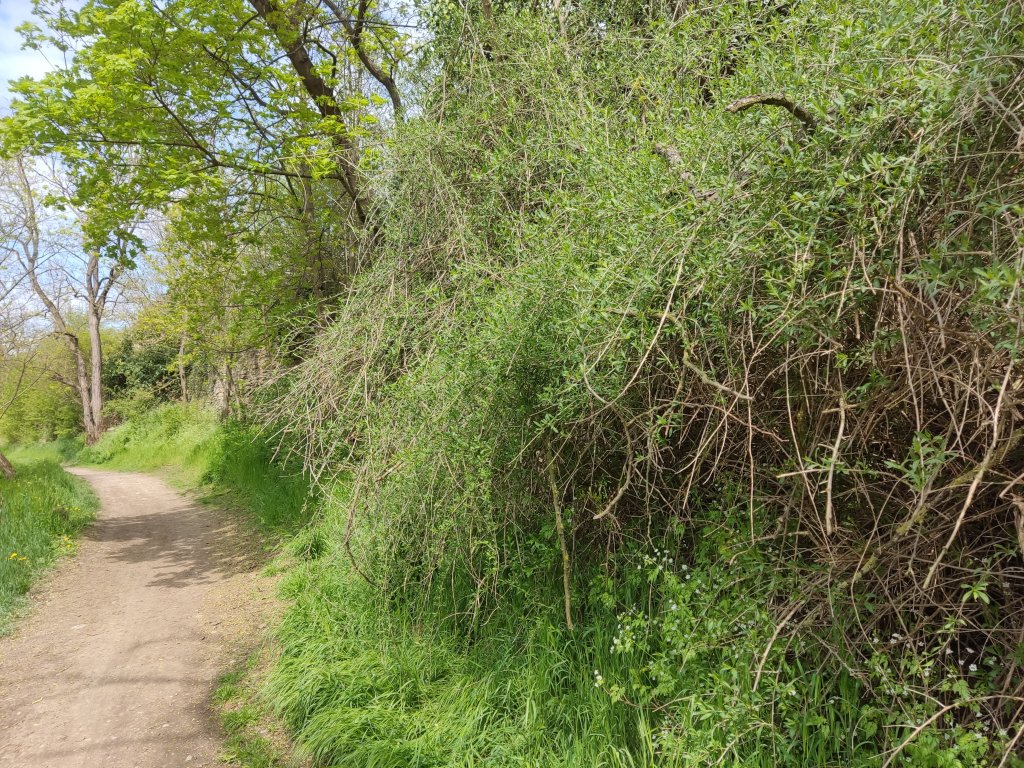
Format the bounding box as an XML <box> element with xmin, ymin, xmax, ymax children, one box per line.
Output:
<box><xmin>267</xmin><ymin>0</ymin><xmax>1024</xmax><ymax>765</ymax></box>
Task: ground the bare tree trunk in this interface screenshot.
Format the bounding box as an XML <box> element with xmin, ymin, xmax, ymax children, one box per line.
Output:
<box><xmin>178</xmin><ymin>330</ymin><xmax>189</xmax><ymax>402</ymax></box>
<box><xmin>66</xmin><ymin>334</ymin><xmax>99</xmax><ymax>444</ymax></box>
<box><xmin>86</xmin><ymin>308</ymin><xmax>104</xmax><ymax>442</ymax></box>
<box><xmin>0</xmin><ymin>450</ymin><xmax>14</xmax><ymax>479</ymax></box>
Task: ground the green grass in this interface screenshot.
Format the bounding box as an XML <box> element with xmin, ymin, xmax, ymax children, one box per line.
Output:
<box><xmin>79</xmin><ymin>403</ymin><xmax>312</xmax><ymax>537</ymax></box>
<box><xmin>0</xmin><ymin>448</ymin><xmax>98</xmax><ymax>632</ymax></box>
<box><xmin>264</xmin><ymin>510</ymin><xmax>872</xmax><ymax>768</ymax></box>
<box><xmin>6</xmin><ymin>437</ymin><xmax>85</xmax><ymax>465</ymax></box>
<box><xmin>216</xmin><ymin>657</ymin><xmax>295</xmax><ymax>768</ymax></box>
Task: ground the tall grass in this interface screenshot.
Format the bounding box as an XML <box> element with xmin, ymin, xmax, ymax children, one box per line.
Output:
<box><xmin>0</xmin><ymin>448</ymin><xmax>97</xmax><ymax>631</ymax></box>
<box><xmin>266</xmin><ymin>504</ymin><xmax>876</xmax><ymax>768</ymax></box>
<box><xmin>78</xmin><ymin>402</ymin><xmax>311</xmax><ymax>535</ymax></box>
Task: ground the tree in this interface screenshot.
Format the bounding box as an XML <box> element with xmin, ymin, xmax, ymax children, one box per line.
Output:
<box><xmin>2</xmin><ymin>0</ymin><xmax>414</xmax><ymax>410</ymax></box>
<box><xmin>0</xmin><ymin>231</ymin><xmax>30</xmax><ymax>477</ymax></box>
<box><xmin>5</xmin><ymin>0</ymin><xmax>411</xmax><ymax>240</ymax></box>
<box><xmin>0</xmin><ymin>158</ymin><xmax>131</xmax><ymax>444</ymax></box>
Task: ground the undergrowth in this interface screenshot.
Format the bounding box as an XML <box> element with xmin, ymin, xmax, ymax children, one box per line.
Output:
<box><xmin>264</xmin><ymin>0</ymin><xmax>1024</xmax><ymax>765</ymax></box>
<box><xmin>0</xmin><ymin>446</ymin><xmax>97</xmax><ymax>632</ymax></box>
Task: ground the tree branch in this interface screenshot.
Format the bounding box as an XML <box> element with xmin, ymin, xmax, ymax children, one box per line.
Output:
<box><xmin>247</xmin><ymin>0</ymin><xmax>371</xmax><ymax>225</ymax></box>
<box><xmin>321</xmin><ymin>0</ymin><xmax>404</xmax><ymax>120</ymax></box>
<box><xmin>726</xmin><ymin>93</ymin><xmax>817</xmax><ymax>132</ymax></box>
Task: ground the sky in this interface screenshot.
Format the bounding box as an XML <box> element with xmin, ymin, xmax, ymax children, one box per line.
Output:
<box><xmin>0</xmin><ymin>0</ymin><xmax>57</xmax><ymax>106</ymax></box>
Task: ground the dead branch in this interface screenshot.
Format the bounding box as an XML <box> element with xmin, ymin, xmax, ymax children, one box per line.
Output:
<box><xmin>726</xmin><ymin>93</ymin><xmax>818</xmax><ymax>132</ymax></box>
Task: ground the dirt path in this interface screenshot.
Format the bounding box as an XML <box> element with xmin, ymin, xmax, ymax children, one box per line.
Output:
<box><xmin>0</xmin><ymin>468</ymin><xmax>273</xmax><ymax>768</ymax></box>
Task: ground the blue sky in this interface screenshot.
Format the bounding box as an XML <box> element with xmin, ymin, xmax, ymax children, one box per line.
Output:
<box><xmin>0</xmin><ymin>0</ymin><xmax>57</xmax><ymax>106</ymax></box>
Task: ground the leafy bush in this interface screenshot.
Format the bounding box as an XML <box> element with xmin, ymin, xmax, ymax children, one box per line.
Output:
<box><xmin>101</xmin><ymin>329</ymin><xmax>185</xmax><ymax>419</ymax></box>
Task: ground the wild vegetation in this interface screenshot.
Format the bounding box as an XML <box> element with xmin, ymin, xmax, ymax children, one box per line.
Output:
<box><xmin>1</xmin><ymin>0</ymin><xmax>1022</xmax><ymax>765</ymax></box>
<box><xmin>0</xmin><ymin>443</ymin><xmax>97</xmax><ymax>631</ymax></box>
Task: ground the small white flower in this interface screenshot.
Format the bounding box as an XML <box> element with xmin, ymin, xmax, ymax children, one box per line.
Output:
<box><xmin>968</xmin><ymin>663</ymin><xmax>977</xmax><ymax>672</ymax></box>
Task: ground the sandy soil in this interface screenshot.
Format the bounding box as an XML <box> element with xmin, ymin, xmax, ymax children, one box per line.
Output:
<box><xmin>0</xmin><ymin>468</ymin><xmax>275</xmax><ymax>768</ymax></box>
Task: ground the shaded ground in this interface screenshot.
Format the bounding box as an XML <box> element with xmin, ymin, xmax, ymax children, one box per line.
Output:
<box><xmin>0</xmin><ymin>468</ymin><xmax>276</xmax><ymax>768</ymax></box>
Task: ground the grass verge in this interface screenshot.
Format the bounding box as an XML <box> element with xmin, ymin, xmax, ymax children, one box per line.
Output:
<box><xmin>0</xmin><ymin>444</ymin><xmax>98</xmax><ymax>633</ymax></box>
<box><xmin>216</xmin><ymin>650</ymin><xmax>306</xmax><ymax>768</ymax></box>
<box><xmin>79</xmin><ymin>403</ymin><xmax>311</xmax><ymax>538</ymax></box>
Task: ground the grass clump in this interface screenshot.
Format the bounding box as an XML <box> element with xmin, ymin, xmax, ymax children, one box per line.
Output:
<box><xmin>216</xmin><ymin>655</ymin><xmax>299</xmax><ymax>768</ymax></box>
<box><xmin>0</xmin><ymin>449</ymin><xmax>97</xmax><ymax>631</ymax></box>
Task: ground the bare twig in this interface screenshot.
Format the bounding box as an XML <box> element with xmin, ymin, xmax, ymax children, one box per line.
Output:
<box><xmin>824</xmin><ymin>390</ymin><xmax>847</xmax><ymax>537</ymax></box>
<box><xmin>923</xmin><ymin>362</ymin><xmax>1013</xmax><ymax>589</ymax></box>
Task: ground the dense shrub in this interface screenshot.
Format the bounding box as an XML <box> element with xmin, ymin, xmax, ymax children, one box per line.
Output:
<box><xmin>267</xmin><ymin>0</ymin><xmax>1024</xmax><ymax>765</ymax></box>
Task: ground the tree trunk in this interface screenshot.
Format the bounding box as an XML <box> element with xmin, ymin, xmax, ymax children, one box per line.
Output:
<box><xmin>0</xmin><ymin>450</ymin><xmax>15</xmax><ymax>479</ymax></box>
<box><xmin>87</xmin><ymin>308</ymin><xmax>104</xmax><ymax>442</ymax></box>
<box><xmin>553</xmin><ymin>0</ymin><xmax>566</xmax><ymax>35</ymax></box>
<box><xmin>178</xmin><ymin>330</ymin><xmax>189</xmax><ymax>402</ymax></box>
<box><xmin>213</xmin><ymin>362</ymin><xmax>231</xmax><ymax>418</ymax></box>
<box><xmin>65</xmin><ymin>334</ymin><xmax>100</xmax><ymax>444</ymax></box>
